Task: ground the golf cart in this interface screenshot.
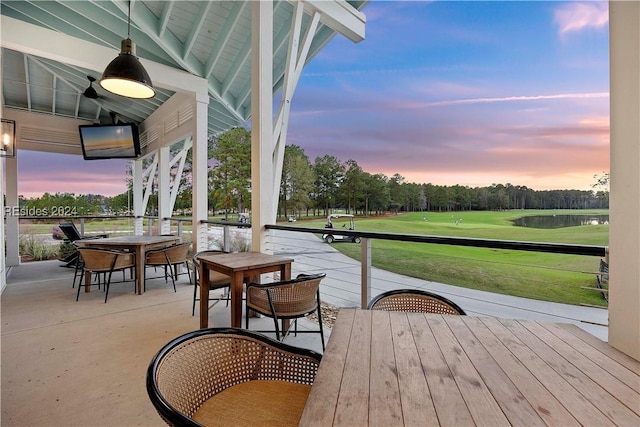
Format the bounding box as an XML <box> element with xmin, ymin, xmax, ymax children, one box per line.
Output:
<box><xmin>322</xmin><ymin>214</ymin><xmax>361</xmax><ymax>244</ymax></box>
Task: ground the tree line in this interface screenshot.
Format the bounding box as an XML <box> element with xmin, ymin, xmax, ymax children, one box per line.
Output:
<box><xmin>18</xmin><ymin>128</ymin><xmax>610</xmax><ymax>217</ymax></box>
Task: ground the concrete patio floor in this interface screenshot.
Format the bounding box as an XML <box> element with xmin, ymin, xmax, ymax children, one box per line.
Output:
<box><xmin>1</xmin><ymin>260</ymin><xmax>325</xmax><ymax>427</ymax></box>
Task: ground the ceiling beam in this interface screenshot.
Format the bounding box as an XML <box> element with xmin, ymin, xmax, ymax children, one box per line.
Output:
<box><xmin>290</xmin><ymin>0</ymin><xmax>366</xmax><ymax>43</ymax></box>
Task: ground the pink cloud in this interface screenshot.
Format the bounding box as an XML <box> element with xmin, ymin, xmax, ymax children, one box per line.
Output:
<box><xmin>555</xmin><ymin>2</ymin><xmax>608</xmax><ymax>35</ymax></box>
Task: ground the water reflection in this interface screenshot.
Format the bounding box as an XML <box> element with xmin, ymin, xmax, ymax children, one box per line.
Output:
<box><xmin>512</xmin><ymin>214</ymin><xmax>609</xmax><ymax>229</ymax></box>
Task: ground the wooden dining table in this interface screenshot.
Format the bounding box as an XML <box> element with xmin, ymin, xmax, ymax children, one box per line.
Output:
<box><xmin>197</xmin><ymin>251</ymin><xmax>293</xmax><ymax>328</ymax></box>
<box><xmin>80</xmin><ymin>235</ymin><xmax>180</xmax><ymax>295</ymax></box>
<box><xmin>198</xmin><ymin>252</ymin><xmax>293</xmax><ymax>328</ymax></box>
<box><xmin>300</xmin><ymin>308</ymin><xmax>640</xmax><ymax>426</ymax></box>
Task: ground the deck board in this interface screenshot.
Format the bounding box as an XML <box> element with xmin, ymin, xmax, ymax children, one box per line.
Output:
<box><xmin>409</xmin><ymin>314</ymin><xmax>475</xmax><ymax>426</ymax></box>
<box><xmin>449</xmin><ymin>316</ymin><xmax>566</xmax><ymax>426</ymax></box>
<box><xmin>333</xmin><ymin>309</ymin><xmax>371</xmax><ymax>426</ymax></box>
<box><xmin>500</xmin><ymin>318</ymin><xmax>640</xmax><ymax>425</ymax></box>
<box><xmin>541</xmin><ymin>322</ymin><xmax>640</xmax><ymax>393</ymax></box>
<box><xmin>556</xmin><ymin>323</ymin><xmax>640</xmax><ymax>373</ymax></box>
<box><xmin>480</xmin><ymin>317</ymin><xmax>612</xmax><ymax>426</ymax></box>
<box><xmin>370</xmin><ymin>311</ymin><xmax>404</xmax><ymax>426</ymax></box>
<box><xmin>390</xmin><ymin>312</ymin><xmax>438</xmax><ymax>426</ymax></box>
<box><xmin>521</xmin><ymin>321</ymin><xmax>640</xmax><ymax>415</ymax></box>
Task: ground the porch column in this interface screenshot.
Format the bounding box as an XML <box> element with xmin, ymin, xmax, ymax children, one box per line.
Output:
<box><xmin>251</xmin><ymin>0</ymin><xmax>275</xmax><ymax>254</ymax></box>
<box><xmin>609</xmin><ymin>1</ymin><xmax>640</xmax><ymax>360</ymax></box>
<box><xmin>157</xmin><ymin>146</ymin><xmax>171</xmax><ymax>235</ymax></box>
<box><xmin>191</xmin><ymin>95</ymin><xmax>209</xmax><ymax>253</ymax></box>
<box><xmin>0</xmin><ymin>158</ymin><xmax>4</xmax><ymax>293</ymax></box>
<box><xmin>132</xmin><ymin>159</ymin><xmax>144</xmax><ymax>236</ymax></box>
<box><xmin>5</xmin><ymin>156</ymin><xmax>19</xmax><ymax>266</ymax></box>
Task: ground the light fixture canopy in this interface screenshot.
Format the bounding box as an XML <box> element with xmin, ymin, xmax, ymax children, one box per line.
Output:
<box><xmin>100</xmin><ymin>38</ymin><xmax>155</xmax><ymax>99</ymax></box>
<box><xmin>99</xmin><ymin>1</ymin><xmax>155</xmax><ymax>99</ymax></box>
<box><xmin>1</xmin><ymin>119</ymin><xmax>16</xmax><ymax>158</ymax></box>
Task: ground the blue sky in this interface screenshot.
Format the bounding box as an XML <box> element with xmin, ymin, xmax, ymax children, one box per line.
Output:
<box><xmin>18</xmin><ymin>1</ymin><xmax>609</xmax><ymax>198</ymax></box>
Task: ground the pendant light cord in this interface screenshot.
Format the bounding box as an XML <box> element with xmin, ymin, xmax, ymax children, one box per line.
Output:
<box><xmin>127</xmin><ymin>1</ymin><xmax>131</xmax><ymax>39</ymax></box>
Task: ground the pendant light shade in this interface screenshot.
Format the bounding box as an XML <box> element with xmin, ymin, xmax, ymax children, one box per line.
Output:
<box><xmin>99</xmin><ymin>2</ymin><xmax>155</xmax><ymax>99</ymax></box>
<box><xmin>100</xmin><ymin>39</ymin><xmax>155</xmax><ymax>99</ymax></box>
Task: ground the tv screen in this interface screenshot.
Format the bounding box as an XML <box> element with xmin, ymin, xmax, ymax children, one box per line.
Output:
<box><xmin>78</xmin><ymin>123</ymin><xmax>141</xmax><ymax>160</ymax></box>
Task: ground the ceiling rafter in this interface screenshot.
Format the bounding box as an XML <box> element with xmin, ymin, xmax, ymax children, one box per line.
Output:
<box><xmin>158</xmin><ymin>1</ymin><xmax>175</xmax><ymax>38</ymax></box>
<box><xmin>74</xmin><ymin>92</ymin><xmax>81</xmax><ymax>118</ymax></box>
<box><xmin>26</xmin><ymin>55</ymin><xmax>105</xmax><ymax>120</ymax></box>
<box><xmin>2</xmin><ymin>2</ymin><xmax>60</xmax><ymax>36</ymax></box>
<box><xmin>62</xmin><ymin>1</ymin><xmax>173</xmax><ymax>66</ymax></box>
<box><xmin>21</xmin><ymin>1</ymin><xmax>120</xmax><ymax>50</ymax></box>
<box><xmin>204</xmin><ymin>1</ymin><xmax>247</xmax><ymax>78</ymax></box>
<box><xmin>52</xmin><ymin>75</ymin><xmax>57</xmax><ymax>114</ymax></box>
<box><xmin>113</xmin><ymin>1</ymin><xmax>201</xmax><ymax>72</ymax></box>
<box><xmin>182</xmin><ymin>2</ymin><xmax>212</xmax><ymax>60</ymax></box>
<box><xmin>23</xmin><ymin>55</ymin><xmax>32</xmax><ymax>111</ymax></box>
<box><xmin>220</xmin><ymin>35</ymin><xmax>251</xmax><ymax>97</ymax></box>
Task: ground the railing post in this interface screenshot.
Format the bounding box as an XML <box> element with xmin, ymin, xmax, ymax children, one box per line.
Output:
<box><xmin>223</xmin><ymin>225</ymin><xmax>230</xmax><ymax>253</ymax></box>
<box><xmin>177</xmin><ymin>221</ymin><xmax>183</xmax><ymax>238</ymax></box>
<box><xmin>148</xmin><ymin>218</ymin><xmax>153</xmax><ymax>236</ymax></box>
<box><xmin>79</xmin><ymin>218</ymin><xmax>85</xmax><ymax>237</ymax></box>
<box><xmin>361</xmin><ymin>237</ymin><xmax>371</xmax><ymax>308</ymax></box>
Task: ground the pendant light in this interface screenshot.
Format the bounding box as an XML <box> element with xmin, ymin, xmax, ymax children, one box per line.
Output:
<box><xmin>100</xmin><ymin>1</ymin><xmax>155</xmax><ymax>99</ymax></box>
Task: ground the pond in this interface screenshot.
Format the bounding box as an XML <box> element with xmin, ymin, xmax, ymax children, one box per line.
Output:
<box><xmin>512</xmin><ymin>214</ymin><xmax>609</xmax><ymax>229</ymax></box>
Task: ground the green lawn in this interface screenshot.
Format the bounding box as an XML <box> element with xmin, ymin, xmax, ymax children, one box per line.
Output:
<box><xmin>298</xmin><ymin>209</ymin><xmax>609</xmax><ymax>307</ymax></box>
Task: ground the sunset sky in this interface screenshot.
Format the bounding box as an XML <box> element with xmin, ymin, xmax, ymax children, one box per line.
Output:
<box><xmin>17</xmin><ymin>1</ymin><xmax>610</xmax><ymax>198</ymax></box>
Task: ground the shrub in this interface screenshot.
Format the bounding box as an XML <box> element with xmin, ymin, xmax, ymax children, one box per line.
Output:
<box><xmin>19</xmin><ymin>234</ymin><xmax>59</xmax><ymax>261</ymax></box>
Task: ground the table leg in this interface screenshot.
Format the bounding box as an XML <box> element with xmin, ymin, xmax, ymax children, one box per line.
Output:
<box><xmin>136</xmin><ymin>248</ymin><xmax>144</xmax><ymax>295</ymax></box>
<box><xmin>85</xmin><ymin>266</ymin><xmax>92</xmax><ymax>292</ymax></box>
<box><xmin>199</xmin><ymin>263</ymin><xmax>209</xmax><ymax>329</ymax></box>
<box><xmin>230</xmin><ymin>272</ymin><xmax>244</xmax><ymax>328</ymax></box>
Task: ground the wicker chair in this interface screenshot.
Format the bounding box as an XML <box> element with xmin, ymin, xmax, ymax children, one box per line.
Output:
<box><xmin>76</xmin><ymin>247</ymin><xmax>136</xmax><ymax>303</ymax></box>
<box><xmin>191</xmin><ymin>250</ymin><xmax>233</xmax><ymax>316</ymax></box>
<box><xmin>245</xmin><ymin>273</ymin><xmax>327</xmax><ymax>350</ymax></box>
<box><xmin>144</xmin><ymin>242</ymin><xmax>191</xmax><ymax>292</ymax></box>
<box><xmin>146</xmin><ymin>328</ymin><xmax>322</xmax><ymax>427</ymax></box>
<box><xmin>367</xmin><ymin>289</ymin><xmax>466</xmax><ymax>315</ymax></box>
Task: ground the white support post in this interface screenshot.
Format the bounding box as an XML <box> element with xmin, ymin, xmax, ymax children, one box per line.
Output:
<box><xmin>0</xmin><ymin>159</ymin><xmax>5</xmax><ymax>293</ymax></box>
<box><xmin>251</xmin><ymin>0</ymin><xmax>274</xmax><ymax>254</ymax></box>
<box><xmin>5</xmin><ymin>156</ymin><xmax>19</xmax><ymax>266</ymax></box>
<box><xmin>361</xmin><ymin>237</ymin><xmax>372</xmax><ymax>309</ymax></box>
<box><xmin>132</xmin><ymin>159</ymin><xmax>144</xmax><ymax>236</ymax></box>
<box><xmin>157</xmin><ymin>145</ymin><xmax>171</xmax><ymax>235</ymax></box>
<box><xmin>170</xmin><ymin>138</ymin><xmax>192</xmax><ymax>212</ymax></box>
<box><xmin>271</xmin><ymin>5</ymin><xmax>320</xmax><ymax>198</ymax></box>
<box><xmin>609</xmin><ymin>1</ymin><xmax>640</xmax><ymax>361</ymax></box>
<box><xmin>192</xmin><ymin>97</ymin><xmax>209</xmax><ymax>253</ymax></box>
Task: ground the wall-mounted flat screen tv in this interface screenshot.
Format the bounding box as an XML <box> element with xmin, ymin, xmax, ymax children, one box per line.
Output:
<box><xmin>78</xmin><ymin>123</ymin><xmax>141</xmax><ymax>160</ymax></box>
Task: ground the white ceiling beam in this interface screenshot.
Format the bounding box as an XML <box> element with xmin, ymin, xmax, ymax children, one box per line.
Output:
<box><xmin>183</xmin><ymin>2</ymin><xmax>212</xmax><ymax>60</ymax></box>
<box><xmin>204</xmin><ymin>1</ymin><xmax>247</xmax><ymax>78</ymax></box>
<box><xmin>290</xmin><ymin>0</ymin><xmax>366</xmax><ymax>43</ymax></box>
<box><xmin>158</xmin><ymin>1</ymin><xmax>175</xmax><ymax>38</ymax></box>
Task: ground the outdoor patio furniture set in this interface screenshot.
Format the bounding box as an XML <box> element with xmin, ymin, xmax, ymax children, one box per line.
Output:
<box><xmin>146</xmin><ymin>289</ymin><xmax>468</xmax><ymax>426</ymax></box>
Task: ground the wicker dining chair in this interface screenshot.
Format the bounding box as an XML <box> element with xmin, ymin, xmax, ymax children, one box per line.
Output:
<box><xmin>144</xmin><ymin>242</ymin><xmax>191</xmax><ymax>292</ymax></box>
<box><xmin>76</xmin><ymin>247</ymin><xmax>136</xmax><ymax>303</ymax></box>
<box><xmin>191</xmin><ymin>250</ymin><xmax>234</xmax><ymax>316</ymax></box>
<box><xmin>245</xmin><ymin>273</ymin><xmax>327</xmax><ymax>350</ymax></box>
<box><xmin>146</xmin><ymin>328</ymin><xmax>322</xmax><ymax>427</ymax></box>
<box><xmin>367</xmin><ymin>289</ymin><xmax>466</xmax><ymax>315</ymax></box>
